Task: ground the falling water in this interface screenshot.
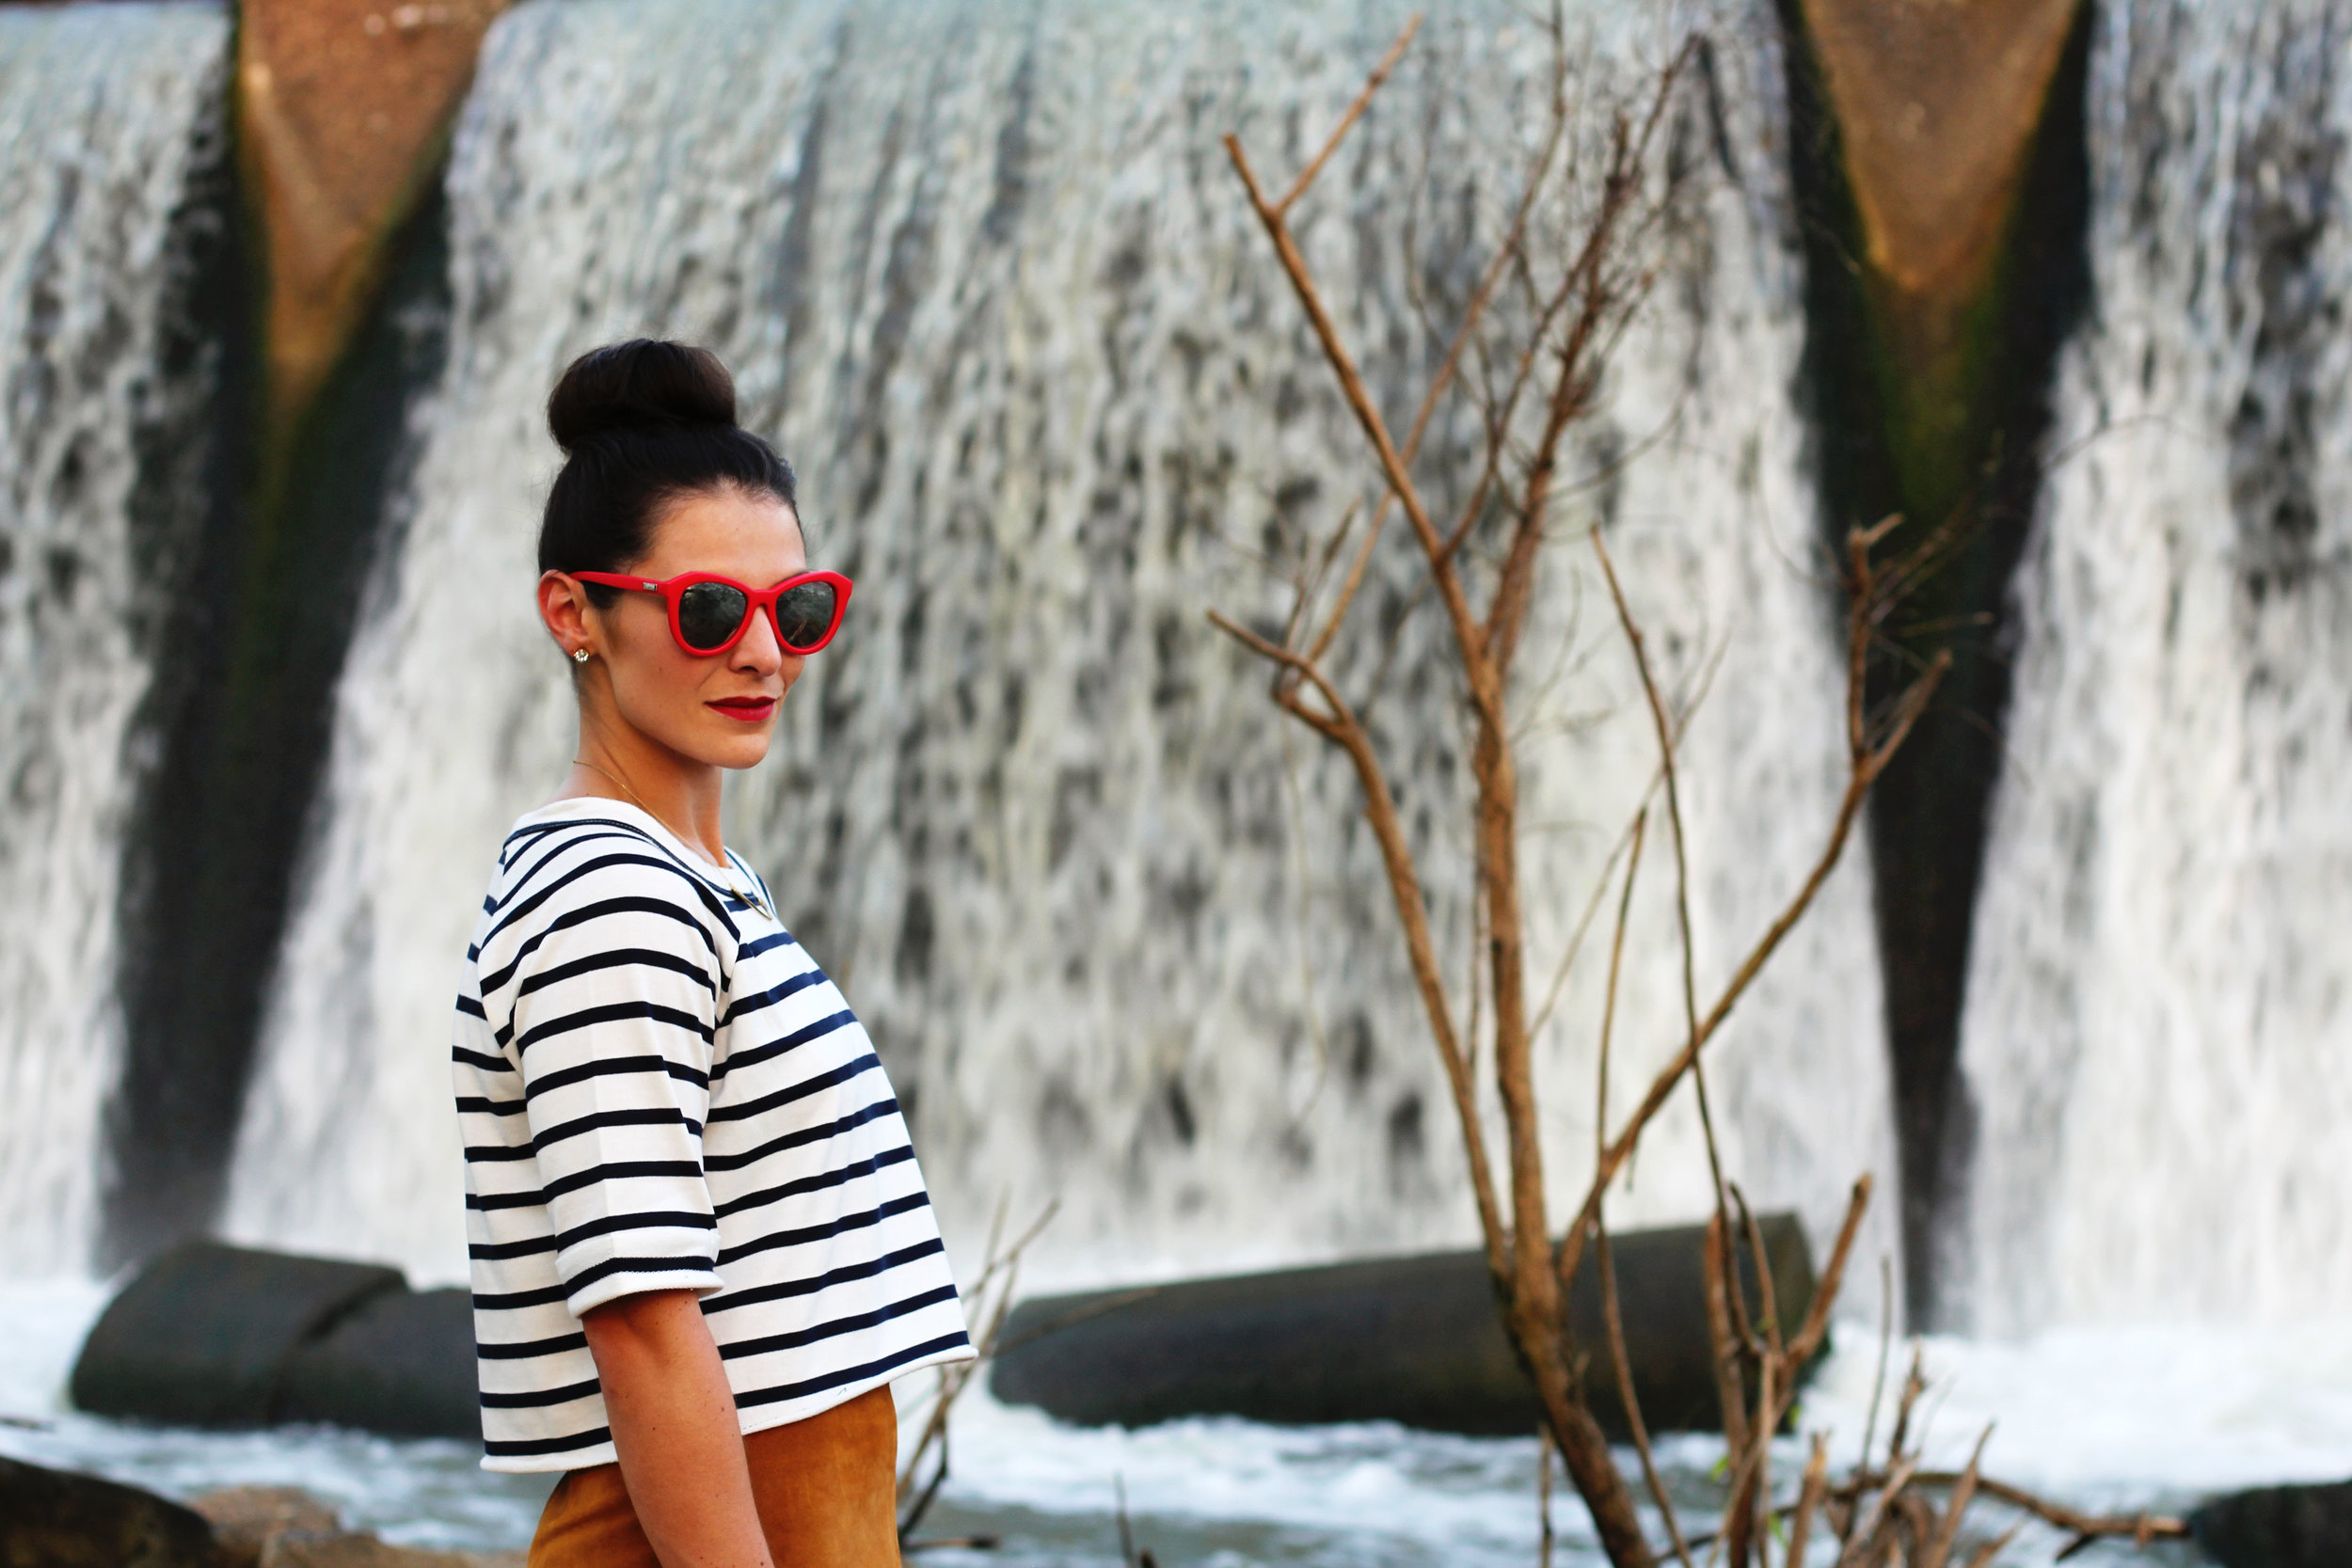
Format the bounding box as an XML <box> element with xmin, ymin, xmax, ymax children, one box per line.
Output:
<box><xmin>3</xmin><ymin>0</ymin><xmax>2338</xmax><ymax>1346</ymax></box>
<box><xmin>1960</xmin><ymin>0</ymin><xmax>2352</xmax><ymax>1331</ymax></box>
<box><xmin>0</xmin><ymin>4</ymin><xmax>230</xmax><ymax>1277</ymax></box>
<box><xmin>224</xmin><ymin>0</ymin><xmax>1899</xmax><ymax>1299</ymax></box>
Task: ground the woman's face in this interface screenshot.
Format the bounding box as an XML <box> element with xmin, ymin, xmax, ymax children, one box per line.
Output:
<box><xmin>560</xmin><ymin>484</ymin><xmax>808</xmax><ymax>772</ymax></box>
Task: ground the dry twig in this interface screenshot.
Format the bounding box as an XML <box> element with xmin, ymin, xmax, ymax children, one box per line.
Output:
<box><xmin>897</xmin><ymin>1196</ymin><xmax>1057</xmax><ymax>1545</ymax></box>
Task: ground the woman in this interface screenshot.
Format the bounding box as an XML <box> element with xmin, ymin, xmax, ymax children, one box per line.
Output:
<box><xmin>452</xmin><ymin>340</ymin><xmax>971</xmax><ymax>1567</ymax></box>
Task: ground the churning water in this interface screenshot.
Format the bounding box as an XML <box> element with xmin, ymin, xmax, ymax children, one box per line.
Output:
<box><xmin>0</xmin><ymin>1279</ymin><xmax>2280</xmax><ymax>1565</ymax></box>
<box><xmin>1960</xmin><ymin>0</ymin><xmax>2352</xmax><ymax>1332</ymax></box>
<box><xmin>0</xmin><ymin>2</ymin><xmax>228</xmax><ymax>1277</ymax></box>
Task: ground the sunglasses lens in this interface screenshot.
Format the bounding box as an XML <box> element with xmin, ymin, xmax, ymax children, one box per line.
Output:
<box><xmin>773</xmin><ymin>580</ymin><xmax>838</xmax><ymax>649</ymax></box>
<box><xmin>676</xmin><ymin>581</ymin><xmax>750</xmax><ymax>652</ymax></box>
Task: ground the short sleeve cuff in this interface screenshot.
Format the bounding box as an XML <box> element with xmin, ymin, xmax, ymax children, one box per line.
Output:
<box><xmin>564</xmin><ymin>1258</ymin><xmax>724</xmax><ymax>1320</ymax></box>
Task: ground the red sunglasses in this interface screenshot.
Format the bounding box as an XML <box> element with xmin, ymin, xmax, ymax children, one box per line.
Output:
<box><xmin>572</xmin><ymin>568</ymin><xmax>852</xmax><ymax>657</ymax></box>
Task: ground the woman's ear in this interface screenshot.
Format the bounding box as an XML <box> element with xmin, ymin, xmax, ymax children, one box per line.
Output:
<box><xmin>538</xmin><ymin>570</ymin><xmax>596</xmax><ymax>661</ymax></box>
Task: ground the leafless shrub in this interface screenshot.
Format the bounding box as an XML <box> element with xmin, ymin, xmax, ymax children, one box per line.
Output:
<box><xmin>1213</xmin><ymin>12</ymin><xmax>2186</xmax><ymax>1567</ymax></box>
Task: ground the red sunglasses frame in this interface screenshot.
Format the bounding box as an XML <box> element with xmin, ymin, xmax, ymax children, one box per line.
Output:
<box><xmin>571</xmin><ymin>568</ymin><xmax>853</xmax><ymax>657</ymax></box>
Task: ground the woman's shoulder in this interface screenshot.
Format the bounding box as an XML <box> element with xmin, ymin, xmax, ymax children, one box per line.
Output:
<box><xmin>476</xmin><ymin>800</ymin><xmax>739</xmax><ymax>950</ymax></box>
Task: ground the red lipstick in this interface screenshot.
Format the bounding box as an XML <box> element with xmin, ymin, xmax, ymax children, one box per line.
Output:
<box><xmin>708</xmin><ymin>696</ymin><xmax>777</xmax><ymax>722</ymax></box>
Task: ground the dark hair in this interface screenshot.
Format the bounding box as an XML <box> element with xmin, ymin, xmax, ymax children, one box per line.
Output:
<box><xmin>537</xmin><ymin>340</ymin><xmax>799</xmax><ymax>603</ymax></box>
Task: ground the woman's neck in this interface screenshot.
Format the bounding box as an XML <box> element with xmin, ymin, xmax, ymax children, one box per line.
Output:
<box><xmin>560</xmin><ymin>724</ymin><xmax>727</xmax><ymax>867</ymax></box>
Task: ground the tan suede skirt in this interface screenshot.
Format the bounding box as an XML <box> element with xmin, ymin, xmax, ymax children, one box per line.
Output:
<box><xmin>526</xmin><ymin>1386</ymin><xmax>900</xmax><ymax>1568</ymax></box>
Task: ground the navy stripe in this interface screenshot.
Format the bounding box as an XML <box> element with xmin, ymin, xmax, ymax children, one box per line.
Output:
<box><xmin>480</xmin><ymin>1375</ymin><xmax>600</xmax><ymax>1411</ymax></box>
<box><xmin>710</xmin><ymin>1010</ymin><xmax>857</xmax><ymax>1083</ymax></box>
<box><xmin>707</xmin><ymin>1063</ymin><xmax>888</xmax><ymax>1130</ymax></box>
<box><xmin>468</xmin><ymin>1188</ymin><xmax>548</xmax><ymax>1213</ymax></box>
<box><xmin>529</xmin><ymin>1105</ymin><xmax>701</xmax><ymax>1156</ymax></box>
<box><xmin>707</xmin><ymin>1097</ymin><xmax>896</xmax><ymax>1174</ymax></box>
<box><xmin>504</xmin><ymin>816</ymin><xmax>753</xmax><ymax>917</ymax></box>
<box><xmin>456</xmin><ymin>1095</ymin><xmax>527</xmax><ymax>1117</ymax></box>
<box><xmin>702</xmin><ymin>1237</ymin><xmax>946</xmax><ymax>1317</ymax></box>
<box><xmin>496</xmin><ymin>818</ymin><xmax>739</xmax><ymax>911</ymax></box>
<box><xmin>564</xmin><ymin>1252</ymin><xmax>721</xmax><ymax>1293</ymax></box>
<box><xmin>737</xmin><ymin>929</ymin><xmax>798</xmax><ymax>959</ymax></box>
<box><xmin>476</xmin><ymin>1330</ymin><xmax>588</xmax><ymax>1361</ymax></box>
<box><xmin>719</xmin><ymin>1284</ymin><xmax>961</xmax><ymax>1362</ymax></box>
<box><xmin>717</xmin><ymin>1190</ymin><xmax>931</xmax><ymax>1269</ymax></box>
<box><xmin>480</xmin><ymin>895</ymin><xmax>719</xmax><ymax>998</ymax></box>
<box><xmin>553</xmin><ymin>1208</ymin><xmax>717</xmax><ymax>1253</ymax></box>
<box><xmin>524</xmin><ymin>1053</ymin><xmax>707</xmax><ymax>1101</ymax></box>
<box><xmin>495</xmin><ymin>825</ymin><xmax>658</xmax><ymax>911</ymax></box>
<box><xmin>483</xmin><ymin>1424</ymin><xmax>611</xmax><ymax>1458</ymax></box>
<box><xmin>519</xmin><ymin>945</ymin><xmax>717</xmax><ymax>1000</ymax></box>
<box><xmin>513</xmin><ymin>998</ymin><xmax>713</xmax><ymax>1056</ymax></box>
<box><xmin>452</xmin><ymin>1046</ymin><xmax>513</xmax><ymax>1075</ymax></box>
<box><xmin>454</xmin><ymin>993</ymin><xmax>486</xmax><ymax>1019</ymax></box>
<box><xmin>730</xmin><ymin>1333</ymin><xmax>972</xmax><ymax>1413</ymax></box>
<box><xmin>711</xmin><ymin>1142</ymin><xmax>914</xmax><ymax>1220</ymax></box>
<box><xmin>470</xmin><ymin>1281</ymin><xmax>574</xmax><ymax>1311</ymax></box>
<box><xmin>469</xmin><ymin>1232</ymin><xmax>559</xmax><ymax>1262</ymax></box>
<box><xmin>469</xmin><ymin>1164</ymin><xmax>715</xmax><ymax>1211</ymax></box>
<box><xmin>718</xmin><ymin>969</ymin><xmax>829</xmax><ymax>1029</ymax></box>
<box><xmin>541</xmin><ymin>1159</ymin><xmax>704</xmax><ymax>1202</ymax></box>
<box><xmin>482</xmin><ymin>848</ymin><xmax>734</xmax><ymax>951</ymax></box>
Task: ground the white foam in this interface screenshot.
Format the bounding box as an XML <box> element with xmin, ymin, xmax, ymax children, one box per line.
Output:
<box><xmin>12</xmin><ymin>1279</ymin><xmax>2344</xmax><ymax>1562</ymax></box>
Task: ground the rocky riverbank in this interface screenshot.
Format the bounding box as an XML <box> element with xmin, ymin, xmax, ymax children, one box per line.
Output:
<box><xmin>0</xmin><ymin>1455</ymin><xmax>522</xmax><ymax>1568</ymax></box>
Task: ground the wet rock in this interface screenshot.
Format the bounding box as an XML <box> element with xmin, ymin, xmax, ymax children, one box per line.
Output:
<box><xmin>189</xmin><ymin>1486</ymin><xmax>343</xmax><ymax>1568</ymax></box>
<box><xmin>0</xmin><ymin>1453</ymin><xmax>215</xmax><ymax>1568</ymax></box>
<box><xmin>261</xmin><ymin>1536</ymin><xmax>522</xmax><ymax>1568</ymax></box>
<box><xmin>2192</xmin><ymin>1481</ymin><xmax>2352</xmax><ymax>1568</ymax></box>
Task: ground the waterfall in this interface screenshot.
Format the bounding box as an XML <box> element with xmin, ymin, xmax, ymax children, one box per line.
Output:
<box><xmin>0</xmin><ymin>3</ymin><xmax>230</xmax><ymax>1277</ymax></box>
<box><xmin>224</xmin><ymin>0</ymin><xmax>1899</xmax><ymax>1299</ymax></box>
<box><xmin>1960</xmin><ymin>0</ymin><xmax>2352</xmax><ymax>1331</ymax></box>
<box><xmin>8</xmin><ymin>0</ymin><xmax>2344</xmax><ymax>1340</ymax></box>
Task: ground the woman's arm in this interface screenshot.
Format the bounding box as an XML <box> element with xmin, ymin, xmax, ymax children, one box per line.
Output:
<box><xmin>583</xmin><ymin>1290</ymin><xmax>774</xmax><ymax>1568</ymax></box>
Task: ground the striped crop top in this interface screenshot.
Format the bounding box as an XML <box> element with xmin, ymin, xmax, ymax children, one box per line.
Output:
<box><xmin>452</xmin><ymin>797</ymin><xmax>970</xmax><ymax>1471</ymax></box>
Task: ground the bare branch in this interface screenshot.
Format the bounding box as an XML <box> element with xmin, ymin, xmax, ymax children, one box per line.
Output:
<box><xmin>1222</xmin><ymin>131</ymin><xmax>1502</xmax><ymax>734</ymax></box>
<box><xmin>1786</xmin><ymin>1435</ymin><xmax>1830</xmax><ymax>1568</ymax></box>
<box><xmin>1599</xmin><ymin>1222</ymin><xmax>1697</xmax><ymax>1568</ymax></box>
<box><xmin>1206</xmin><ymin>609</ymin><xmax>1510</xmax><ymax>1280</ymax></box>
<box><xmin>1593</xmin><ymin>810</ymin><xmax>1647</xmax><ymax>1166</ymax></box>
<box><xmin>1590</xmin><ymin>528</ymin><xmax>1729</xmax><ymax>1220</ymax></box>
<box><xmin>1274</xmin><ymin>14</ymin><xmax>1425</xmax><ymax>216</ymax></box>
<box><xmin>1306</xmin><ymin>40</ymin><xmax>1571</xmax><ymax>669</ymax></box>
<box><xmin>1919</xmin><ymin>1430</ymin><xmax>1990</xmax><ymax>1568</ymax></box>
<box><xmin>1884</xmin><ymin>1473</ymin><xmax>2192</xmax><ymax>1555</ymax></box>
<box><xmin>1787</xmin><ymin>1177</ymin><xmax>1871</xmax><ymax>1370</ymax></box>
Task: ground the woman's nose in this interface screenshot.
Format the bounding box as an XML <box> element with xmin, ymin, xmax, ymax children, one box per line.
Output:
<box><xmin>733</xmin><ymin>605</ymin><xmax>786</xmax><ymax>673</ymax></box>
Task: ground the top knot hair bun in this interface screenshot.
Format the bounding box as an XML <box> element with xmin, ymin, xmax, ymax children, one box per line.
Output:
<box><xmin>547</xmin><ymin>338</ymin><xmax>739</xmax><ymax>451</ymax></box>
<box><xmin>536</xmin><ymin>340</ymin><xmax>799</xmax><ymax>594</ymax></box>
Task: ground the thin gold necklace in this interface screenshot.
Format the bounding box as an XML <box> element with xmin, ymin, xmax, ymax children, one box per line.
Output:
<box><xmin>570</xmin><ymin>757</ymin><xmax>772</xmax><ymax>919</ymax></box>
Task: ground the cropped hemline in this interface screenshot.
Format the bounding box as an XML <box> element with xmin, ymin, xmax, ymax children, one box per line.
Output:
<box><xmin>476</xmin><ymin>1333</ymin><xmax>976</xmax><ymax>1473</ymax></box>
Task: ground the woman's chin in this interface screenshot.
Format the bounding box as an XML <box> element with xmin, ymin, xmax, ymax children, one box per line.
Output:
<box><xmin>701</xmin><ymin>727</ymin><xmax>777</xmax><ymax>770</ymax></box>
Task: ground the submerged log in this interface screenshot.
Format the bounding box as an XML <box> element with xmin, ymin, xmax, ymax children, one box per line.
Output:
<box><xmin>276</xmin><ymin>1286</ymin><xmax>477</xmax><ymax>1438</ymax></box>
<box><xmin>991</xmin><ymin>1215</ymin><xmax>1815</xmax><ymax>1437</ymax></box>
<box><xmin>2192</xmin><ymin>1481</ymin><xmax>2352</xmax><ymax>1568</ymax></box>
<box><xmin>70</xmin><ymin>1241</ymin><xmax>475</xmax><ymax>1439</ymax></box>
<box><xmin>70</xmin><ymin>1242</ymin><xmax>404</xmax><ymax>1428</ymax></box>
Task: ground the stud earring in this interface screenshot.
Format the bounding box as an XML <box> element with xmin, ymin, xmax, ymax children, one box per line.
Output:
<box><xmin>573</xmin><ymin>647</ymin><xmax>590</xmax><ymax>663</ymax></box>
